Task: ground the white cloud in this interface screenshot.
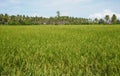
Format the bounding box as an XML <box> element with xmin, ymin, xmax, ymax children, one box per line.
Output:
<box><xmin>89</xmin><ymin>9</ymin><xmax>120</xmax><ymax>19</ymax></box>
<box><xmin>61</xmin><ymin>11</ymin><xmax>70</xmax><ymax>16</ymax></box>
<box><xmin>43</xmin><ymin>0</ymin><xmax>90</xmax><ymax>17</ymax></box>
<box><xmin>44</xmin><ymin>0</ymin><xmax>89</xmax><ymax>8</ymax></box>
<box><xmin>9</xmin><ymin>0</ymin><xmax>21</xmax><ymax>4</ymax></box>
<box><xmin>32</xmin><ymin>13</ymin><xmax>42</xmax><ymax>17</ymax></box>
<box><xmin>0</xmin><ymin>2</ymin><xmax>6</xmax><ymax>7</ymax></box>
<box><xmin>0</xmin><ymin>0</ymin><xmax>21</xmax><ymax>7</ymax></box>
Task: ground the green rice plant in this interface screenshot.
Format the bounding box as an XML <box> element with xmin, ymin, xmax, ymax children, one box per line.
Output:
<box><xmin>0</xmin><ymin>25</ymin><xmax>120</xmax><ymax>76</ymax></box>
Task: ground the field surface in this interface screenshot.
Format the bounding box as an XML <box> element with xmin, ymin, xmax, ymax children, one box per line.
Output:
<box><xmin>0</xmin><ymin>25</ymin><xmax>120</xmax><ymax>76</ymax></box>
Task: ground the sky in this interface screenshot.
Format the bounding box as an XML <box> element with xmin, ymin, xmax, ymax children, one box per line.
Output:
<box><xmin>0</xmin><ymin>0</ymin><xmax>120</xmax><ymax>19</ymax></box>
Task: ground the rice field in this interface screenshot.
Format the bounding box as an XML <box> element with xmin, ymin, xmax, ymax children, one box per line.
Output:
<box><xmin>0</xmin><ymin>25</ymin><xmax>120</xmax><ymax>76</ymax></box>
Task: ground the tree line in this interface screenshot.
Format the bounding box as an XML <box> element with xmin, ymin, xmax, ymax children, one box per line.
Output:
<box><xmin>0</xmin><ymin>12</ymin><xmax>120</xmax><ymax>25</ymax></box>
<box><xmin>94</xmin><ymin>14</ymin><xmax>120</xmax><ymax>24</ymax></box>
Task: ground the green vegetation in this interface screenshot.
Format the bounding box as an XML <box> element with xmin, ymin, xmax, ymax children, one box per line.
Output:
<box><xmin>0</xmin><ymin>25</ymin><xmax>120</xmax><ymax>76</ymax></box>
<box><xmin>0</xmin><ymin>13</ymin><xmax>120</xmax><ymax>25</ymax></box>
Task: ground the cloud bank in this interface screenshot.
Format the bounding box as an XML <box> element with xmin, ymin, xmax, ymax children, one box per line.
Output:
<box><xmin>89</xmin><ymin>9</ymin><xmax>120</xmax><ymax>19</ymax></box>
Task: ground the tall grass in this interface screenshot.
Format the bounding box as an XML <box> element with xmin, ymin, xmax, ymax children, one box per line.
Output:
<box><xmin>0</xmin><ymin>25</ymin><xmax>120</xmax><ymax>76</ymax></box>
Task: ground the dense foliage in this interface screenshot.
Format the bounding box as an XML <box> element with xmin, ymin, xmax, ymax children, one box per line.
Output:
<box><xmin>0</xmin><ymin>25</ymin><xmax>120</xmax><ymax>75</ymax></box>
<box><xmin>0</xmin><ymin>13</ymin><xmax>120</xmax><ymax>25</ymax></box>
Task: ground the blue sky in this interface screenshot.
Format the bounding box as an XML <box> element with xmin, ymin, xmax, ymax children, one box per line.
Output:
<box><xmin>0</xmin><ymin>0</ymin><xmax>120</xmax><ymax>18</ymax></box>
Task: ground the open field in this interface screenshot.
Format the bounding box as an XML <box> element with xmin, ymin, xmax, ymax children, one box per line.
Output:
<box><xmin>0</xmin><ymin>25</ymin><xmax>120</xmax><ymax>76</ymax></box>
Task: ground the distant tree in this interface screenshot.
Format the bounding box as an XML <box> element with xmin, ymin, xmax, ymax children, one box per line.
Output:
<box><xmin>94</xmin><ymin>18</ymin><xmax>99</xmax><ymax>24</ymax></box>
<box><xmin>104</xmin><ymin>15</ymin><xmax>110</xmax><ymax>24</ymax></box>
<box><xmin>111</xmin><ymin>14</ymin><xmax>117</xmax><ymax>24</ymax></box>
<box><xmin>116</xmin><ymin>19</ymin><xmax>120</xmax><ymax>24</ymax></box>
<box><xmin>0</xmin><ymin>13</ymin><xmax>119</xmax><ymax>25</ymax></box>
<box><xmin>9</xmin><ymin>15</ymin><xmax>16</xmax><ymax>25</ymax></box>
<box><xmin>56</xmin><ymin>11</ymin><xmax>60</xmax><ymax>18</ymax></box>
<box><xmin>56</xmin><ymin>11</ymin><xmax>61</xmax><ymax>25</ymax></box>
<box><xmin>99</xmin><ymin>19</ymin><xmax>104</xmax><ymax>24</ymax></box>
